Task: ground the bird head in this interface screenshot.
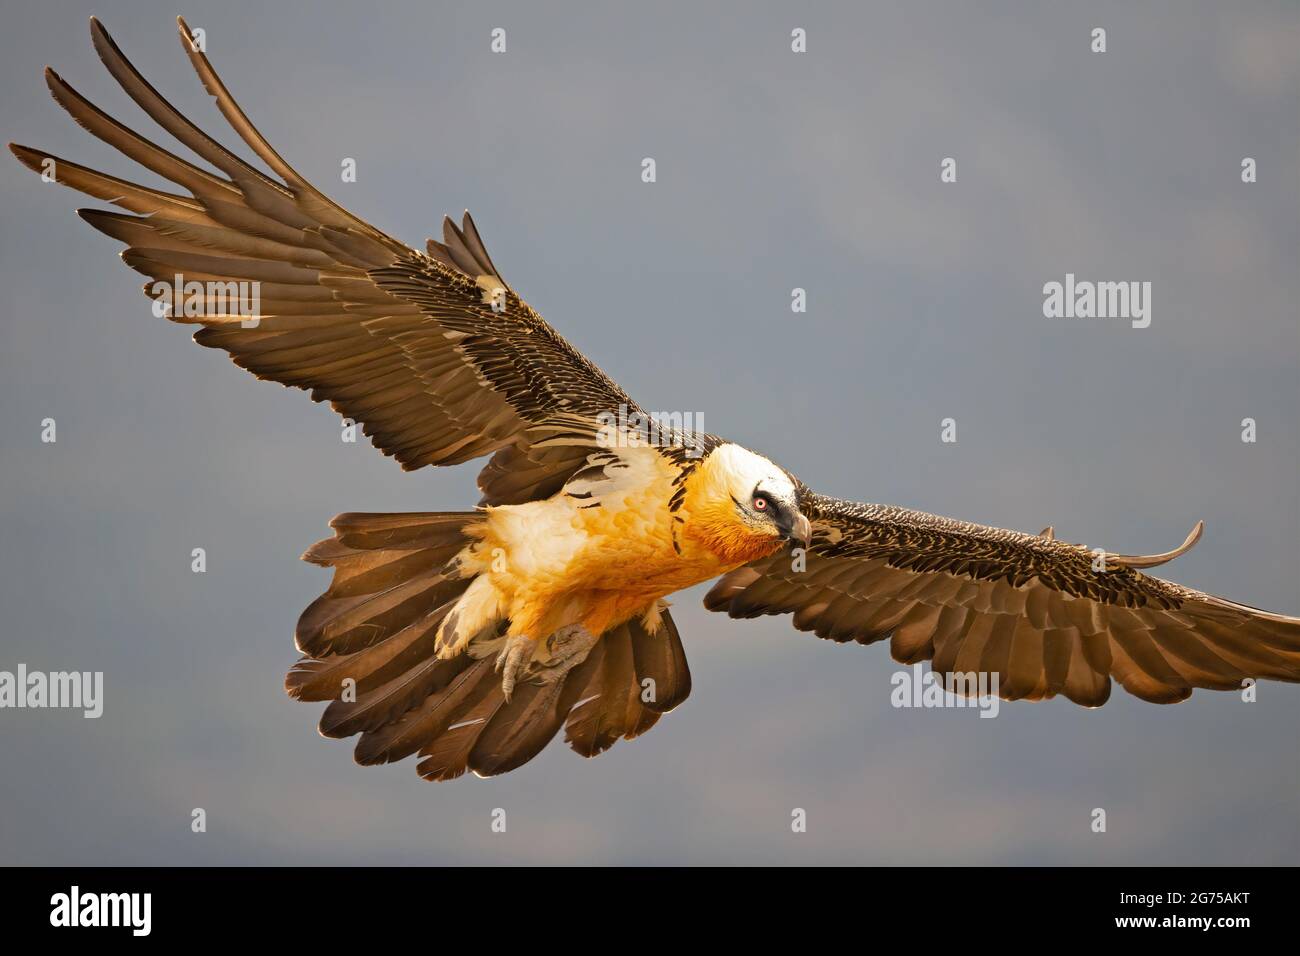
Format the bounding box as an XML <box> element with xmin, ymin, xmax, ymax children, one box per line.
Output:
<box><xmin>683</xmin><ymin>443</ymin><xmax>810</xmax><ymax>564</ymax></box>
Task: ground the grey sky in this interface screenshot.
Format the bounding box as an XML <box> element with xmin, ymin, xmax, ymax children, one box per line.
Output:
<box><xmin>0</xmin><ymin>0</ymin><xmax>1296</xmax><ymax>864</ymax></box>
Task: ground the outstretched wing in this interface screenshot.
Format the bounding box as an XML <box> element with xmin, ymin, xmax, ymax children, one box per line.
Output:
<box><xmin>706</xmin><ymin>491</ymin><xmax>1300</xmax><ymax>706</ymax></box>
<box><xmin>11</xmin><ymin>17</ymin><xmax>637</xmax><ymax>505</ymax></box>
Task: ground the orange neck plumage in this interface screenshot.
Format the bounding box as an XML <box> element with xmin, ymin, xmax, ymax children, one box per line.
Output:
<box><xmin>679</xmin><ymin>468</ymin><xmax>786</xmax><ymax>568</ymax></box>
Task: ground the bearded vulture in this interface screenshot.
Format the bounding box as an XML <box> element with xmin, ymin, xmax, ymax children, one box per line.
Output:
<box><xmin>12</xmin><ymin>17</ymin><xmax>1300</xmax><ymax>781</ymax></box>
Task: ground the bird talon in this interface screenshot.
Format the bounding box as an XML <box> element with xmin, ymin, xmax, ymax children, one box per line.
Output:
<box><xmin>496</xmin><ymin>634</ymin><xmax>535</xmax><ymax>701</ymax></box>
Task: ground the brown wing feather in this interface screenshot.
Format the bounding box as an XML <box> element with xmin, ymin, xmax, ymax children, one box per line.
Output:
<box><xmin>11</xmin><ymin>17</ymin><xmax>643</xmax><ymax>503</ymax></box>
<box><xmin>706</xmin><ymin>492</ymin><xmax>1300</xmax><ymax>706</ymax></box>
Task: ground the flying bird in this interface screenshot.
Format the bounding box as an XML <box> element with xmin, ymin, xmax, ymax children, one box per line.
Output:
<box><xmin>13</xmin><ymin>17</ymin><xmax>1300</xmax><ymax>781</ymax></box>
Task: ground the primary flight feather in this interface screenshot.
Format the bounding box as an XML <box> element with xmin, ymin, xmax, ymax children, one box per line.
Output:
<box><xmin>13</xmin><ymin>17</ymin><xmax>1300</xmax><ymax>781</ymax></box>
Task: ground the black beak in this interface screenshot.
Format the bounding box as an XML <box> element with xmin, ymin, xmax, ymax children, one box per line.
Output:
<box><xmin>785</xmin><ymin>513</ymin><xmax>811</xmax><ymax>550</ymax></box>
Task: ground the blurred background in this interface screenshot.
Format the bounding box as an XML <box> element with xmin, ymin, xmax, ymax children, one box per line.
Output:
<box><xmin>0</xmin><ymin>0</ymin><xmax>1296</xmax><ymax>864</ymax></box>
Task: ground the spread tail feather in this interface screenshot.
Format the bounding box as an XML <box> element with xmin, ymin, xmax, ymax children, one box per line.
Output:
<box><xmin>287</xmin><ymin>511</ymin><xmax>692</xmax><ymax>780</ymax></box>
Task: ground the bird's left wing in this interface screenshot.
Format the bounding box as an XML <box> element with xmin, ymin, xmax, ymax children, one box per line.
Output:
<box><xmin>11</xmin><ymin>17</ymin><xmax>640</xmax><ymax>505</ymax></box>
<box><xmin>705</xmin><ymin>491</ymin><xmax>1300</xmax><ymax>705</ymax></box>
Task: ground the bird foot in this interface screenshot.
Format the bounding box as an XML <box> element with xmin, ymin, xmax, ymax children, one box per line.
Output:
<box><xmin>538</xmin><ymin>624</ymin><xmax>599</xmax><ymax>679</ymax></box>
<box><xmin>495</xmin><ymin>634</ymin><xmax>536</xmax><ymax>702</ymax></box>
<box><xmin>494</xmin><ymin>626</ymin><xmax>600</xmax><ymax>700</ymax></box>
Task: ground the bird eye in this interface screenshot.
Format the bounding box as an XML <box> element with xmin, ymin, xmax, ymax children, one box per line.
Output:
<box><xmin>753</xmin><ymin>495</ymin><xmax>768</xmax><ymax>511</ymax></box>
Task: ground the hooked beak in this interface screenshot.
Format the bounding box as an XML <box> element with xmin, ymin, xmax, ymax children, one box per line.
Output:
<box><xmin>786</xmin><ymin>512</ymin><xmax>811</xmax><ymax>550</ymax></box>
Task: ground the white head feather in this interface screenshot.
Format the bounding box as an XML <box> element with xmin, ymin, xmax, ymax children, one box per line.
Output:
<box><xmin>708</xmin><ymin>443</ymin><xmax>798</xmax><ymax>510</ymax></box>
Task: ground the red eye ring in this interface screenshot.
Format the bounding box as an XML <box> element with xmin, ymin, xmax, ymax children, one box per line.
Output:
<box><xmin>754</xmin><ymin>496</ymin><xmax>768</xmax><ymax>510</ymax></box>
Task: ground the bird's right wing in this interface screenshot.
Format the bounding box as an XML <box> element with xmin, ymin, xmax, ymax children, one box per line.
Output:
<box><xmin>706</xmin><ymin>491</ymin><xmax>1300</xmax><ymax>706</ymax></box>
<box><xmin>12</xmin><ymin>17</ymin><xmax>641</xmax><ymax>505</ymax></box>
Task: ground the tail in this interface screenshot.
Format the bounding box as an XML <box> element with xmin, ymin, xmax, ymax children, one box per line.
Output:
<box><xmin>286</xmin><ymin>512</ymin><xmax>692</xmax><ymax>781</ymax></box>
